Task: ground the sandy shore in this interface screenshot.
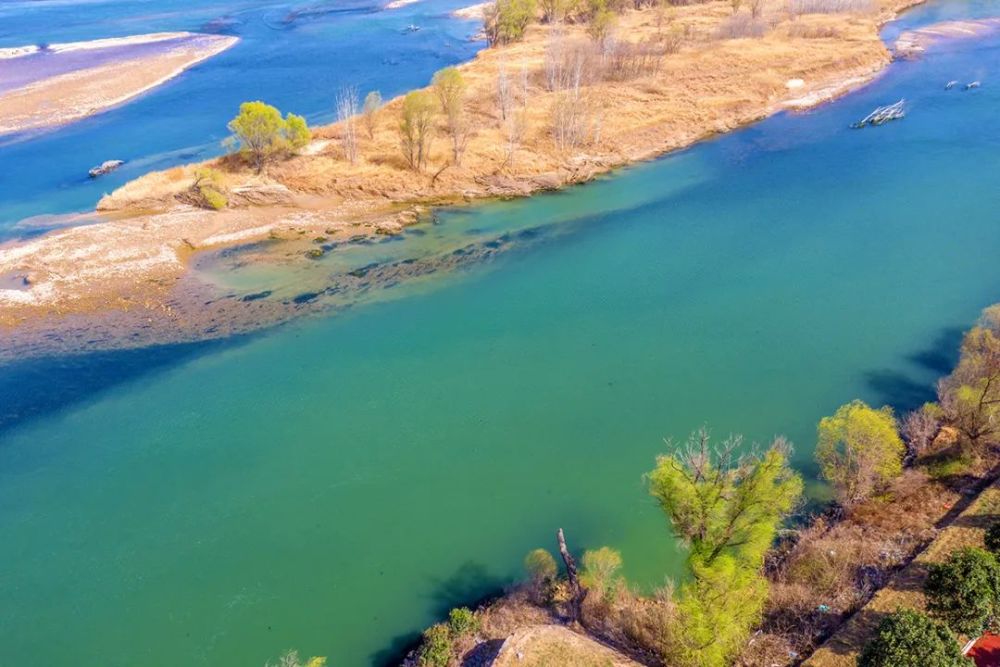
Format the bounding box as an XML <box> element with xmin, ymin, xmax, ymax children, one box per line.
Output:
<box><xmin>0</xmin><ymin>32</ymin><xmax>238</xmax><ymax>136</ymax></box>
<box><xmin>452</xmin><ymin>2</ymin><xmax>492</xmax><ymax>20</ymax></box>
<box><xmin>1</xmin><ymin>0</ymin><xmax>966</xmax><ymax>358</ymax></box>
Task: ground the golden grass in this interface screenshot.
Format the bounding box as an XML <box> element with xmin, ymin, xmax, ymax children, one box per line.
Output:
<box><xmin>101</xmin><ymin>0</ymin><xmax>917</xmax><ymax>214</ymax></box>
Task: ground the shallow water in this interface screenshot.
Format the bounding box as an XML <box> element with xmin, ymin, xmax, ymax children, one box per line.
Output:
<box><xmin>2</xmin><ymin>1</ymin><xmax>1000</xmax><ymax>666</ymax></box>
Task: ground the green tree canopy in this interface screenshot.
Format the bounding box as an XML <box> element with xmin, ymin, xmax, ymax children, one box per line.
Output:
<box><xmin>939</xmin><ymin>325</ymin><xmax>1000</xmax><ymax>450</ymax></box>
<box><xmin>580</xmin><ymin>546</ymin><xmax>623</xmax><ymax>601</ymax></box>
<box><xmin>925</xmin><ymin>547</ymin><xmax>1000</xmax><ymax>637</ymax></box>
<box><xmin>649</xmin><ymin>430</ymin><xmax>802</xmax><ymax>569</ymax></box>
<box><xmin>226</xmin><ymin>101</ymin><xmax>310</xmax><ymax>173</ymax></box>
<box><xmin>648</xmin><ymin>430</ymin><xmax>802</xmax><ymax>667</ymax></box>
<box><xmin>816</xmin><ymin>400</ymin><xmax>905</xmax><ymax>505</ymax></box>
<box><xmin>483</xmin><ymin>0</ymin><xmax>537</xmax><ymax>46</ymax></box>
<box><xmin>858</xmin><ymin>609</ymin><xmax>967</xmax><ymax>667</ymax></box>
<box><xmin>398</xmin><ymin>90</ymin><xmax>437</xmax><ymax>171</ymax></box>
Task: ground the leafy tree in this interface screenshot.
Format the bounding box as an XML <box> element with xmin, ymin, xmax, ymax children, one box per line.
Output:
<box><xmin>539</xmin><ymin>0</ymin><xmax>575</xmax><ymax>22</ymax></box>
<box><xmin>226</xmin><ymin>101</ymin><xmax>310</xmax><ymax>173</ymax></box>
<box><xmin>524</xmin><ymin>547</ymin><xmax>557</xmax><ymax>581</ymax></box>
<box><xmin>447</xmin><ymin>607</ymin><xmax>480</xmax><ymax>637</ymax></box>
<box><xmin>939</xmin><ymin>326</ymin><xmax>1000</xmax><ymax>451</ymax></box>
<box><xmin>580</xmin><ymin>546</ymin><xmax>623</xmax><ymax>601</ymax></box>
<box><xmin>483</xmin><ymin>0</ymin><xmax>537</xmax><ymax>46</ymax></box>
<box><xmin>398</xmin><ymin>90</ymin><xmax>437</xmax><ymax>171</ymax></box>
<box><xmin>816</xmin><ymin>400</ymin><xmax>905</xmax><ymax>505</ymax></box>
<box><xmin>925</xmin><ymin>547</ymin><xmax>1000</xmax><ymax>636</ymax></box>
<box><xmin>418</xmin><ymin>623</ymin><xmax>452</xmax><ymax>667</ymax></box>
<box><xmin>648</xmin><ymin>430</ymin><xmax>802</xmax><ymax>667</ymax></box>
<box><xmin>432</xmin><ymin>67</ymin><xmax>470</xmax><ymax>165</ymax></box>
<box><xmin>362</xmin><ymin>90</ymin><xmax>382</xmax><ymax>139</ymax></box>
<box><xmin>587</xmin><ymin>8</ymin><xmax>616</xmax><ymax>45</ymax></box>
<box><xmin>857</xmin><ymin>609</ymin><xmax>967</xmax><ymax>667</ymax></box>
<box><xmin>285</xmin><ymin>113</ymin><xmax>311</xmax><ymax>150</ymax></box>
<box><xmin>649</xmin><ymin>430</ymin><xmax>802</xmax><ymax>569</ymax></box>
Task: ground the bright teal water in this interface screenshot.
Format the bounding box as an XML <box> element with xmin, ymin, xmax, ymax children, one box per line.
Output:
<box><xmin>2</xmin><ymin>1</ymin><xmax>1000</xmax><ymax>665</ymax></box>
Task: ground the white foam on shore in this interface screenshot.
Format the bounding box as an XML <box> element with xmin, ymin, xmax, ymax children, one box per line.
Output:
<box><xmin>0</xmin><ymin>31</ymin><xmax>194</xmax><ymax>60</ymax></box>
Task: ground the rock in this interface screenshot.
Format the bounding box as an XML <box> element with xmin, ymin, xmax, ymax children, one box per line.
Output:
<box><xmin>88</xmin><ymin>160</ymin><xmax>124</xmax><ymax>178</ymax></box>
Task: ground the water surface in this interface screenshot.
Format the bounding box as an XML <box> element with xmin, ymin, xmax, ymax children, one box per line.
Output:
<box><xmin>2</xmin><ymin>1</ymin><xmax>1000</xmax><ymax>665</ymax></box>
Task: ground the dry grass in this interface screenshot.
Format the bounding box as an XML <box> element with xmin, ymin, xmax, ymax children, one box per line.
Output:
<box><xmin>101</xmin><ymin>0</ymin><xmax>915</xmax><ymax>215</ymax></box>
<box><xmin>805</xmin><ymin>477</ymin><xmax>1000</xmax><ymax>666</ymax></box>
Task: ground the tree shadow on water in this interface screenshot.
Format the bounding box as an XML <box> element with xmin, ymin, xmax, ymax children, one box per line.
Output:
<box><xmin>0</xmin><ymin>336</ymin><xmax>250</xmax><ymax>440</ymax></box>
<box><xmin>368</xmin><ymin>561</ymin><xmax>511</xmax><ymax>666</ymax></box>
<box><xmin>864</xmin><ymin>326</ymin><xmax>965</xmax><ymax>413</ymax></box>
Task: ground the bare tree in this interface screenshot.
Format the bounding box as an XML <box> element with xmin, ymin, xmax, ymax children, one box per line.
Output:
<box><xmin>496</xmin><ymin>62</ymin><xmax>513</xmax><ymax>121</ymax></box>
<box><xmin>749</xmin><ymin>0</ymin><xmax>765</xmax><ymax>18</ymax></box>
<box><xmin>362</xmin><ymin>90</ymin><xmax>382</xmax><ymax>140</ymax></box>
<box><xmin>336</xmin><ymin>86</ymin><xmax>360</xmax><ymax>163</ymax></box>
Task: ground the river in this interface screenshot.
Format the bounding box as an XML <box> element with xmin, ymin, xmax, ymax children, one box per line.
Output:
<box><xmin>1</xmin><ymin>0</ymin><xmax>999</xmax><ymax>665</ymax></box>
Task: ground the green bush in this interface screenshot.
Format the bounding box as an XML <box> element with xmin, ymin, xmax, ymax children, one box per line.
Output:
<box><xmin>418</xmin><ymin>623</ymin><xmax>452</xmax><ymax>667</ymax></box>
<box><xmin>986</xmin><ymin>522</ymin><xmax>1000</xmax><ymax>556</ymax></box>
<box><xmin>580</xmin><ymin>546</ymin><xmax>623</xmax><ymax>601</ymax></box>
<box><xmin>925</xmin><ymin>546</ymin><xmax>1000</xmax><ymax>636</ymax></box>
<box><xmin>447</xmin><ymin>607</ymin><xmax>479</xmax><ymax>637</ymax></box>
<box><xmin>483</xmin><ymin>0</ymin><xmax>537</xmax><ymax>46</ymax></box>
<box><xmin>858</xmin><ymin>609</ymin><xmax>966</xmax><ymax>667</ymax></box>
<box><xmin>192</xmin><ymin>168</ymin><xmax>227</xmax><ymax>210</ymax></box>
<box><xmin>524</xmin><ymin>548</ymin><xmax>558</xmax><ymax>604</ymax></box>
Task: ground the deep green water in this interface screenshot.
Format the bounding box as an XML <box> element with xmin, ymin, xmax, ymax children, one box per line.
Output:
<box><xmin>2</xmin><ymin>2</ymin><xmax>1000</xmax><ymax>665</ymax></box>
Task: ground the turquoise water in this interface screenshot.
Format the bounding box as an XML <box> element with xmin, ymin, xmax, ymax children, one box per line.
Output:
<box><xmin>2</xmin><ymin>1</ymin><xmax>1000</xmax><ymax>665</ymax></box>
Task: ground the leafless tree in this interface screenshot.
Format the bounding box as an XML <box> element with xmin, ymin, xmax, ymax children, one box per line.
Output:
<box><xmin>336</xmin><ymin>86</ymin><xmax>360</xmax><ymax>163</ymax></box>
<box><xmin>900</xmin><ymin>407</ymin><xmax>942</xmax><ymax>463</ymax></box>
<box><xmin>496</xmin><ymin>62</ymin><xmax>513</xmax><ymax>121</ymax></box>
<box><xmin>361</xmin><ymin>90</ymin><xmax>382</xmax><ymax>139</ymax></box>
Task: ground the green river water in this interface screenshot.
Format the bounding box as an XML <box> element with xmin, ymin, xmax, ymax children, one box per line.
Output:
<box><xmin>2</xmin><ymin>1</ymin><xmax>1000</xmax><ymax>664</ymax></box>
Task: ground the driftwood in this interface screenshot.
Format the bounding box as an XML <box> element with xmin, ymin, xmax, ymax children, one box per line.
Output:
<box><xmin>851</xmin><ymin>99</ymin><xmax>905</xmax><ymax>129</ymax></box>
<box><xmin>557</xmin><ymin>528</ymin><xmax>587</xmax><ymax>624</ymax></box>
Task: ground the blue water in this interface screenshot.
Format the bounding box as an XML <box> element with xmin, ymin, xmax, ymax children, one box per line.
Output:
<box><xmin>0</xmin><ymin>0</ymin><xmax>484</xmax><ymax>231</ymax></box>
<box><xmin>1</xmin><ymin>1</ymin><xmax>1000</xmax><ymax>666</ymax></box>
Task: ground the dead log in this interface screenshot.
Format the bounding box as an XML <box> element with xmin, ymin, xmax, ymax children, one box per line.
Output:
<box><xmin>557</xmin><ymin>528</ymin><xmax>587</xmax><ymax>624</ymax></box>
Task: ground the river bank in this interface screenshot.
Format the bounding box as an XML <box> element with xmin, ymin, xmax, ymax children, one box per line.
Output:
<box><xmin>0</xmin><ymin>0</ymin><xmax>930</xmax><ymax>358</ymax></box>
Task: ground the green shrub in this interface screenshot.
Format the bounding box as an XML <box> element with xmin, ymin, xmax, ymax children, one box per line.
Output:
<box><xmin>418</xmin><ymin>623</ymin><xmax>452</xmax><ymax>667</ymax></box>
<box><xmin>524</xmin><ymin>548</ymin><xmax>558</xmax><ymax>604</ymax></box>
<box><xmin>858</xmin><ymin>609</ymin><xmax>966</xmax><ymax>667</ymax></box>
<box><xmin>192</xmin><ymin>168</ymin><xmax>227</xmax><ymax>210</ymax></box>
<box><xmin>447</xmin><ymin>607</ymin><xmax>479</xmax><ymax>637</ymax></box>
<box><xmin>925</xmin><ymin>547</ymin><xmax>1000</xmax><ymax>636</ymax></box>
<box><xmin>816</xmin><ymin>400</ymin><xmax>905</xmax><ymax>505</ymax></box>
<box><xmin>483</xmin><ymin>0</ymin><xmax>537</xmax><ymax>46</ymax></box>
<box><xmin>986</xmin><ymin>522</ymin><xmax>1000</xmax><ymax>556</ymax></box>
<box><xmin>580</xmin><ymin>546</ymin><xmax>623</xmax><ymax>601</ymax></box>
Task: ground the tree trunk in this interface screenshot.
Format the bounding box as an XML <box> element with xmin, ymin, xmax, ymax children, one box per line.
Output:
<box><xmin>557</xmin><ymin>528</ymin><xmax>586</xmax><ymax>625</ymax></box>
